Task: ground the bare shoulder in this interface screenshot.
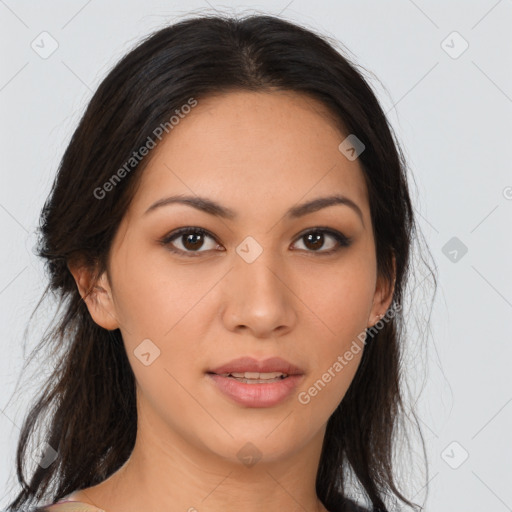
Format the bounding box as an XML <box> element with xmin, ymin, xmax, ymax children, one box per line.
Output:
<box><xmin>39</xmin><ymin>502</ymin><xmax>105</xmax><ymax>512</ymax></box>
<box><xmin>36</xmin><ymin>491</ymin><xmax>106</xmax><ymax>512</ymax></box>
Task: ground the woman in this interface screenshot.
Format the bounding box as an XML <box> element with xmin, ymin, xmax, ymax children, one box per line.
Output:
<box><xmin>6</xmin><ymin>13</ymin><xmax>435</xmax><ymax>512</ymax></box>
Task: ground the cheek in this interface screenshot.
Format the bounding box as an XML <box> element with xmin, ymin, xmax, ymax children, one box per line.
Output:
<box><xmin>293</xmin><ymin>261</ymin><xmax>373</xmax><ymax>409</ymax></box>
<box><xmin>294</xmin><ymin>255</ymin><xmax>375</xmax><ymax>338</ymax></box>
<box><xmin>110</xmin><ymin>249</ymin><xmax>224</xmax><ymax>402</ymax></box>
<box><xmin>110</xmin><ymin>245</ymin><xmax>216</xmax><ymax>339</ymax></box>
<box><xmin>298</xmin><ymin>325</ymin><xmax>365</xmax><ymax>418</ymax></box>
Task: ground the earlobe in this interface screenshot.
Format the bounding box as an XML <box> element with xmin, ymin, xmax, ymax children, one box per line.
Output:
<box><xmin>67</xmin><ymin>261</ymin><xmax>120</xmax><ymax>331</ymax></box>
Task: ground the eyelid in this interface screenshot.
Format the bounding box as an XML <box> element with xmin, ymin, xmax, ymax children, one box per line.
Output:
<box><xmin>291</xmin><ymin>227</ymin><xmax>352</xmax><ymax>254</ymax></box>
<box><xmin>159</xmin><ymin>226</ymin><xmax>220</xmax><ymax>257</ymax></box>
<box><xmin>159</xmin><ymin>226</ymin><xmax>352</xmax><ymax>257</ymax></box>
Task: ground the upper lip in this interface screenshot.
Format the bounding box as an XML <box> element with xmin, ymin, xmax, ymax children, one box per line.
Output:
<box><xmin>208</xmin><ymin>356</ymin><xmax>304</xmax><ymax>375</ymax></box>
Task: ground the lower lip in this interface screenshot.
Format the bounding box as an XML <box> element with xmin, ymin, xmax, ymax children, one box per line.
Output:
<box><xmin>207</xmin><ymin>373</ymin><xmax>303</xmax><ymax>408</ymax></box>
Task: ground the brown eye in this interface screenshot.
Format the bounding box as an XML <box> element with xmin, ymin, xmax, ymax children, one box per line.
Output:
<box><xmin>292</xmin><ymin>229</ymin><xmax>351</xmax><ymax>254</ymax></box>
<box><xmin>181</xmin><ymin>232</ymin><xmax>206</xmax><ymax>251</ymax></box>
<box><xmin>161</xmin><ymin>227</ymin><xmax>220</xmax><ymax>256</ymax></box>
<box><xmin>303</xmin><ymin>232</ymin><xmax>326</xmax><ymax>251</ymax></box>
<box><xmin>160</xmin><ymin>226</ymin><xmax>351</xmax><ymax>258</ymax></box>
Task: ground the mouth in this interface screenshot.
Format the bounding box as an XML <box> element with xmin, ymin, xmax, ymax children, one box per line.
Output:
<box><xmin>207</xmin><ymin>355</ymin><xmax>304</xmax><ymax>377</ymax></box>
<box><xmin>207</xmin><ymin>371</ymin><xmax>291</xmax><ymax>384</ymax></box>
<box><xmin>206</xmin><ymin>356</ymin><xmax>305</xmax><ymax>407</ymax></box>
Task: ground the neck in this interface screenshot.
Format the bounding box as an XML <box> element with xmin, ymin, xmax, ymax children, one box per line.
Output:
<box><xmin>78</xmin><ymin>407</ymin><xmax>329</xmax><ymax>512</ymax></box>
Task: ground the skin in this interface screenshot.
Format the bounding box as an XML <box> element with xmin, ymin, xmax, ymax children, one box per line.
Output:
<box><xmin>66</xmin><ymin>90</ymin><xmax>395</xmax><ymax>512</ymax></box>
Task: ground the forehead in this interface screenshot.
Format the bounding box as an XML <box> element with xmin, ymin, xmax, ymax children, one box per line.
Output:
<box><xmin>127</xmin><ymin>90</ymin><xmax>370</xmax><ymax>224</ymax></box>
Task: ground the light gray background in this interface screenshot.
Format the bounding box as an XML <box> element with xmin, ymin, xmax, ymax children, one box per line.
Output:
<box><xmin>1</xmin><ymin>1</ymin><xmax>511</xmax><ymax>511</ymax></box>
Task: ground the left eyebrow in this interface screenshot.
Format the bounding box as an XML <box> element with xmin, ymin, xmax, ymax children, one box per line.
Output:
<box><xmin>144</xmin><ymin>194</ymin><xmax>364</xmax><ymax>225</ymax></box>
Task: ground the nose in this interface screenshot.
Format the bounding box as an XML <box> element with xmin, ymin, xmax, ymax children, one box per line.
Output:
<box><xmin>220</xmin><ymin>249</ymin><xmax>297</xmax><ymax>339</ymax></box>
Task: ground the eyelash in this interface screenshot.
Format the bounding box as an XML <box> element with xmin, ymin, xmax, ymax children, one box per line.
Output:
<box><xmin>159</xmin><ymin>226</ymin><xmax>352</xmax><ymax>258</ymax></box>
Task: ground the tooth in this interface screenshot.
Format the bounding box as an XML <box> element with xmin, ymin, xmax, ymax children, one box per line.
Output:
<box><xmin>216</xmin><ymin>370</ymin><xmax>291</xmax><ymax>380</ymax></box>
<box><xmin>254</xmin><ymin>372</ymin><xmax>287</xmax><ymax>379</ymax></box>
<box><xmin>228</xmin><ymin>371</ymin><xmax>287</xmax><ymax>379</ymax></box>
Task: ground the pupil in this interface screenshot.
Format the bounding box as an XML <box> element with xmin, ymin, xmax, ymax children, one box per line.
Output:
<box><xmin>305</xmin><ymin>232</ymin><xmax>323</xmax><ymax>250</ymax></box>
<box><xmin>184</xmin><ymin>233</ymin><xmax>203</xmax><ymax>250</ymax></box>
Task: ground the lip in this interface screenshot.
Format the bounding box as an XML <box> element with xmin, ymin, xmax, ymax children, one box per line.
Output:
<box><xmin>208</xmin><ymin>356</ymin><xmax>304</xmax><ymax>376</ymax></box>
<box><xmin>206</xmin><ymin>356</ymin><xmax>305</xmax><ymax>408</ymax></box>
<box><xmin>207</xmin><ymin>373</ymin><xmax>304</xmax><ymax>408</ymax></box>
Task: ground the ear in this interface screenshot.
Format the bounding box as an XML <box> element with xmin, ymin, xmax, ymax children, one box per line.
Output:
<box><xmin>367</xmin><ymin>253</ymin><xmax>396</xmax><ymax>328</ymax></box>
<box><xmin>67</xmin><ymin>260</ymin><xmax>120</xmax><ymax>331</ymax></box>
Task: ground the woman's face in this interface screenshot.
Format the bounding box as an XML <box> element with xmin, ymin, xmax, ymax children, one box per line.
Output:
<box><xmin>79</xmin><ymin>90</ymin><xmax>393</xmax><ymax>467</ymax></box>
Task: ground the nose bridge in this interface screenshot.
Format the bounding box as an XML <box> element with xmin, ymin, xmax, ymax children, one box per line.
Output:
<box><xmin>242</xmin><ymin>257</ymin><xmax>279</xmax><ymax>296</ymax></box>
<box><xmin>222</xmin><ymin>234</ymin><xmax>296</xmax><ymax>335</ymax></box>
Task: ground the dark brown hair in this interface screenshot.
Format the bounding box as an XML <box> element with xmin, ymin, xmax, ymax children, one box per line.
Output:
<box><xmin>5</xmin><ymin>13</ymin><xmax>436</xmax><ymax>512</ymax></box>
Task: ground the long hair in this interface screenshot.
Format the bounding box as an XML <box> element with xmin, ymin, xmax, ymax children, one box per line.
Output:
<box><xmin>6</xmin><ymin>13</ymin><xmax>436</xmax><ymax>512</ymax></box>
